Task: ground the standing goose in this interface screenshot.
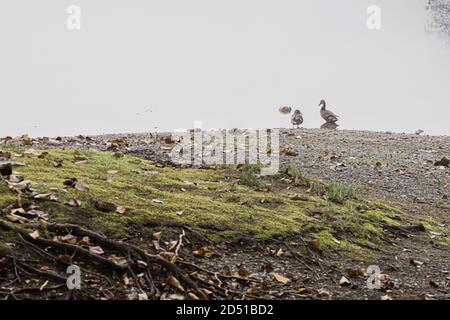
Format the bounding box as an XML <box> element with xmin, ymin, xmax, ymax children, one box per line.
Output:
<box><xmin>319</xmin><ymin>99</ymin><xmax>339</xmax><ymax>123</ymax></box>
<box><xmin>291</xmin><ymin>109</ymin><xmax>303</xmax><ymax>128</ymax></box>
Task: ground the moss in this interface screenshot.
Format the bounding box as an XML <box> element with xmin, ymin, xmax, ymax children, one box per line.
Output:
<box><xmin>0</xmin><ymin>147</ymin><xmax>433</xmax><ymax>257</ymax></box>
<box><xmin>1</xmin><ymin>148</ymin><xmax>303</xmax><ymax>240</ymax></box>
<box><xmin>370</xmin><ymin>200</ymin><xmax>404</xmax><ymax>215</ymax></box>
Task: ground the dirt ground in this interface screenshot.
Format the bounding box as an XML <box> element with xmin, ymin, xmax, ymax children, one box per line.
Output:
<box><xmin>1</xmin><ymin>128</ymin><xmax>449</xmax><ymax>300</ymax></box>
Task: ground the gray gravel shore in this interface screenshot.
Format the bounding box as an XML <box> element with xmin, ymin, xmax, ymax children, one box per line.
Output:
<box><xmin>16</xmin><ymin>128</ymin><xmax>449</xmax><ymax>206</ymax></box>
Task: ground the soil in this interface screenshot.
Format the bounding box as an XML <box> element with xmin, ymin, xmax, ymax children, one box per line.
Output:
<box><xmin>1</xmin><ymin>128</ymin><xmax>449</xmax><ymax>300</ymax></box>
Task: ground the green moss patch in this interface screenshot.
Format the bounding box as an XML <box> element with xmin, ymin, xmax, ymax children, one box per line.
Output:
<box><xmin>0</xmin><ymin>147</ymin><xmax>428</xmax><ymax>256</ymax></box>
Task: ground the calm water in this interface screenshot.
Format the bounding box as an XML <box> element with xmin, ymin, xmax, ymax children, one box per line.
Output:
<box><xmin>0</xmin><ymin>0</ymin><xmax>449</xmax><ymax>137</ymax></box>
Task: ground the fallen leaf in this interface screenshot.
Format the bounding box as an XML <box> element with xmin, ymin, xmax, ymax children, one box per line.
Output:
<box><xmin>153</xmin><ymin>231</ymin><xmax>162</xmax><ymax>240</ymax></box>
<box><xmin>34</xmin><ymin>193</ymin><xmax>52</xmax><ymax>200</ymax></box>
<box><xmin>339</xmin><ymin>276</ymin><xmax>351</xmax><ymax>286</ymax></box>
<box><xmin>434</xmin><ymin>157</ymin><xmax>449</xmax><ymax>167</ymax></box>
<box><xmin>6</xmin><ymin>213</ymin><xmax>28</xmax><ymax>223</ymax></box>
<box><xmin>53</xmin><ymin>159</ymin><xmax>64</xmax><ymax>168</ymax></box>
<box><xmin>188</xmin><ymin>293</ymin><xmax>200</xmax><ymax>300</ymax></box>
<box><xmin>271</xmin><ymin>272</ymin><xmax>291</xmax><ymax>284</ymax></box>
<box><xmin>281</xmin><ymin>148</ymin><xmax>299</xmax><ymax>157</ymax></box>
<box><xmin>29</xmin><ymin>230</ymin><xmax>40</xmax><ymax>239</ymax></box>
<box><xmin>192</xmin><ymin>247</ymin><xmax>214</xmax><ymax>258</ymax></box>
<box><xmin>309</xmin><ymin>239</ymin><xmax>322</xmax><ymax>251</ymax></box>
<box><xmin>64</xmin><ymin>199</ymin><xmax>82</xmax><ymax>207</ymax></box>
<box><xmin>116</xmin><ymin>206</ymin><xmax>128</xmax><ymax>214</ymax></box>
<box><xmin>60</xmin><ymin>234</ymin><xmax>77</xmax><ymax>244</ymax></box>
<box><xmin>167</xmin><ymin>275</ymin><xmax>185</xmax><ymax>292</ymax></box>
<box><xmin>410</xmin><ymin>259</ymin><xmax>424</xmax><ymax>268</ymax></box>
<box><xmin>74</xmin><ymin>180</ymin><xmax>90</xmax><ymax>192</ymax></box>
<box><xmin>317</xmin><ymin>288</ymin><xmax>331</xmax><ymax>297</ymax></box>
<box><xmin>297</xmin><ymin>287</ymin><xmax>314</xmax><ymax>294</ymax></box>
<box><xmin>344</xmin><ymin>267</ymin><xmax>365</xmax><ymax>278</ymax></box>
<box><xmin>429</xmin><ymin>280</ymin><xmax>439</xmax><ymax>288</ymax></box>
<box><xmin>138</xmin><ymin>293</ymin><xmax>148</xmax><ymax>300</ymax></box>
<box><xmin>94</xmin><ymin>201</ymin><xmax>116</xmax><ymax>213</ymax></box>
<box><xmin>78</xmin><ymin>236</ymin><xmax>90</xmax><ymax>246</ymax></box>
<box><xmin>237</xmin><ymin>267</ymin><xmax>251</xmax><ymax>278</ymax></box>
<box><xmin>63</xmin><ymin>177</ymin><xmax>78</xmax><ymax>187</ymax></box>
<box><xmin>89</xmin><ymin>246</ymin><xmax>104</xmax><ymax>255</ymax></box>
<box><xmin>73</xmin><ymin>155</ymin><xmax>89</xmax><ymax>162</ymax></box>
<box><xmin>275</xmin><ymin>248</ymin><xmax>284</xmax><ymax>257</ymax></box>
<box><xmin>168</xmin><ymin>294</ymin><xmax>185</xmax><ymax>300</ymax></box>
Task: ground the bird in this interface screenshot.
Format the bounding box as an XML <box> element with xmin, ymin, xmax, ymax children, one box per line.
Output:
<box><xmin>319</xmin><ymin>99</ymin><xmax>339</xmax><ymax>123</ymax></box>
<box><xmin>279</xmin><ymin>106</ymin><xmax>292</xmax><ymax>115</ymax></box>
<box><xmin>291</xmin><ymin>109</ymin><xmax>303</xmax><ymax>128</ymax></box>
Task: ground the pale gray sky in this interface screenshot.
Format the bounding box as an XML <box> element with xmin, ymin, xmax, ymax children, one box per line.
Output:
<box><xmin>0</xmin><ymin>0</ymin><xmax>449</xmax><ymax>137</ymax></box>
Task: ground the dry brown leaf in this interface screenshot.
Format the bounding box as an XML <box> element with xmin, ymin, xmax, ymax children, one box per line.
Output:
<box><xmin>237</xmin><ymin>267</ymin><xmax>251</xmax><ymax>278</ymax></box>
<box><xmin>153</xmin><ymin>231</ymin><xmax>162</xmax><ymax>240</ymax></box>
<box><xmin>29</xmin><ymin>230</ymin><xmax>40</xmax><ymax>239</ymax></box>
<box><xmin>167</xmin><ymin>275</ymin><xmax>185</xmax><ymax>292</ymax></box>
<box><xmin>192</xmin><ymin>247</ymin><xmax>214</xmax><ymax>258</ymax></box>
<box><xmin>317</xmin><ymin>288</ymin><xmax>331</xmax><ymax>297</ymax></box>
<box><xmin>188</xmin><ymin>293</ymin><xmax>200</xmax><ymax>300</ymax></box>
<box><xmin>116</xmin><ymin>206</ymin><xmax>128</xmax><ymax>214</ymax></box>
<box><xmin>74</xmin><ymin>180</ymin><xmax>90</xmax><ymax>192</ymax></box>
<box><xmin>410</xmin><ymin>259</ymin><xmax>424</xmax><ymax>267</ymax></box>
<box><xmin>275</xmin><ymin>248</ymin><xmax>284</xmax><ymax>257</ymax></box>
<box><xmin>271</xmin><ymin>272</ymin><xmax>291</xmax><ymax>284</ymax></box>
<box><xmin>65</xmin><ymin>199</ymin><xmax>81</xmax><ymax>207</ymax></box>
<box><xmin>344</xmin><ymin>267</ymin><xmax>365</xmax><ymax>278</ymax></box>
<box><xmin>73</xmin><ymin>155</ymin><xmax>89</xmax><ymax>162</ymax></box>
<box><xmin>309</xmin><ymin>239</ymin><xmax>322</xmax><ymax>251</ymax></box>
<box><xmin>6</xmin><ymin>213</ymin><xmax>28</xmax><ymax>223</ymax></box>
<box><xmin>168</xmin><ymin>294</ymin><xmax>185</xmax><ymax>300</ymax></box>
<box><xmin>34</xmin><ymin>193</ymin><xmax>52</xmax><ymax>200</ymax></box>
<box><xmin>339</xmin><ymin>276</ymin><xmax>351</xmax><ymax>286</ymax></box>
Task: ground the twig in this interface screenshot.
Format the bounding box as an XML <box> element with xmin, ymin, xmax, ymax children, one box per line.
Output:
<box><xmin>174</xmin><ymin>229</ymin><xmax>185</xmax><ymax>258</ymax></box>
<box><xmin>47</xmin><ymin>223</ymin><xmax>207</xmax><ymax>300</ymax></box>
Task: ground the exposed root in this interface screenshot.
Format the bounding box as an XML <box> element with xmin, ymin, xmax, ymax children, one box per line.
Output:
<box><xmin>0</xmin><ymin>219</ymin><xmax>207</xmax><ymax>300</ymax></box>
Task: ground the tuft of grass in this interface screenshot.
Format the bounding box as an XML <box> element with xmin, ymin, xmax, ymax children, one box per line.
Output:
<box><xmin>284</xmin><ymin>164</ymin><xmax>301</xmax><ymax>179</ymax></box>
<box><xmin>239</xmin><ymin>170</ymin><xmax>261</xmax><ymax>188</ymax></box>
<box><xmin>326</xmin><ymin>182</ymin><xmax>356</xmax><ymax>204</ymax></box>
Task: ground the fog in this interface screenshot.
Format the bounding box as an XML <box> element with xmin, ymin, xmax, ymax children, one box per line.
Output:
<box><xmin>1</xmin><ymin>0</ymin><xmax>449</xmax><ymax>137</ymax></box>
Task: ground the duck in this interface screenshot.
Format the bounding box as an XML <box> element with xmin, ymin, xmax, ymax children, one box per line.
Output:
<box><xmin>279</xmin><ymin>105</ymin><xmax>292</xmax><ymax>115</ymax></box>
<box><xmin>291</xmin><ymin>109</ymin><xmax>304</xmax><ymax>128</ymax></box>
<box><xmin>319</xmin><ymin>99</ymin><xmax>339</xmax><ymax>123</ymax></box>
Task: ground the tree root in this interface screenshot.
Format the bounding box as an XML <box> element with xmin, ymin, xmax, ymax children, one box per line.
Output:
<box><xmin>0</xmin><ymin>219</ymin><xmax>207</xmax><ymax>300</ymax></box>
<box><xmin>47</xmin><ymin>223</ymin><xmax>207</xmax><ymax>299</ymax></box>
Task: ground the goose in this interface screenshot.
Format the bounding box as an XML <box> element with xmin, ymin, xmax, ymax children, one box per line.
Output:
<box><xmin>291</xmin><ymin>109</ymin><xmax>303</xmax><ymax>128</ymax></box>
<box><xmin>319</xmin><ymin>99</ymin><xmax>339</xmax><ymax>123</ymax></box>
<box><xmin>279</xmin><ymin>106</ymin><xmax>292</xmax><ymax>115</ymax></box>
